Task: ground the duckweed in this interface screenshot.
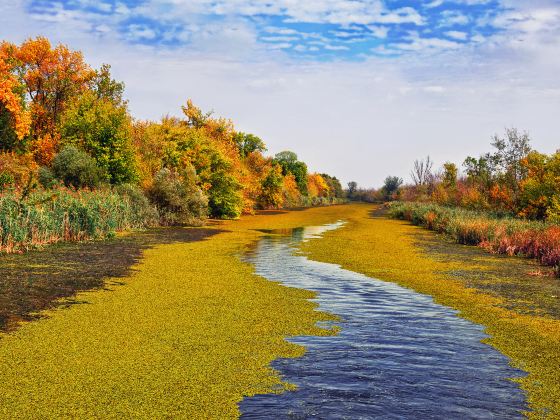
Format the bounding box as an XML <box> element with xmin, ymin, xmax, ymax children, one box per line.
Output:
<box><xmin>0</xmin><ymin>205</ymin><xmax>353</xmax><ymax>418</ymax></box>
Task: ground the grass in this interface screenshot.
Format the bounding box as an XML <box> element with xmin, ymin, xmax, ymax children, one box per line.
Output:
<box><xmin>388</xmin><ymin>201</ymin><xmax>560</xmax><ymax>276</ymax></box>
<box><xmin>0</xmin><ymin>205</ymin><xmax>356</xmax><ymax>418</ymax></box>
<box><xmin>301</xmin><ymin>204</ymin><xmax>560</xmax><ymax>419</ymax></box>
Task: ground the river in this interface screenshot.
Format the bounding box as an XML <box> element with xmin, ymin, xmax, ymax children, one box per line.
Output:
<box><xmin>239</xmin><ymin>222</ymin><xmax>527</xmax><ymax>419</ymax></box>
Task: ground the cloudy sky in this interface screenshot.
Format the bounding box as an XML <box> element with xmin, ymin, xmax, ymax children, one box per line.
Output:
<box><xmin>1</xmin><ymin>0</ymin><xmax>559</xmax><ymax>187</ymax></box>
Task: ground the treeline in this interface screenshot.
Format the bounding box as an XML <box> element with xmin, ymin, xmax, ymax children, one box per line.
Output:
<box><xmin>346</xmin><ymin>129</ymin><xmax>559</xmax><ymax>275</ymax></box>
<box><xmin>348</xmin><ymin>128</ymin><xmax>559</xmax><ymax>223</ymax></box>
<box><xmin>0</xmin><ymin>37</ymin><xmax>344</xmax><ymax>251</ymax></box>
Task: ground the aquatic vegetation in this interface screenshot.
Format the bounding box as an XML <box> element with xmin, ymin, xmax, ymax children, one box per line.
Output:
<box><xmin>388</xmin><ymin>201</ymin><xmax>560</xmax><ymax>276</ymax></box>
<box><xmin>0</xmin><ymin>205</ymin><xmax>353</xmax><ymax>418</ymax></box>
<box><xmin>302</xmin><ymin>204</ymin><xmax>560</xmax><ymax>418</ymax></box>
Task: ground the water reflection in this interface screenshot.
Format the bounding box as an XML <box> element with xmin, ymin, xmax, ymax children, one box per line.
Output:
<box><xmin>240</xmin><ymin>223</ymin><xmax>527</xmax><ymax>419</ymax></box>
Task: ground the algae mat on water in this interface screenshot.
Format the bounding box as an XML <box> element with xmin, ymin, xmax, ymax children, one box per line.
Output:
<box><xmin>0</xmin><ymin>205</ymin><xmax>360</xmax><ymax>419</ymax></box>
<box><xmin>302</xmin><ymin>204</ymin><xmax>560</xmax><ymax>419</ymax></box>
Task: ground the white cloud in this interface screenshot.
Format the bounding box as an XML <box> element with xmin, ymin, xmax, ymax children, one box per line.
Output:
<box><xmin>445</xmin><ymin>30</ymin><xmax>468</xmax><ymax>40</ymax></box>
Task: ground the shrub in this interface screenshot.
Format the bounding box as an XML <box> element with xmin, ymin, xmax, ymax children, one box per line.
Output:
<box><xmin>52</xmin><ymin>146</ymin><xmax>107</xmax><ymax>189</ymax></box>
<box><xmin>147</xmin><ymin>168</ymin><xmax>208</xmax><ymax>226</ymax></box>
<box><xmin>38</xmin><ymin>166</ymin><xmax>56</xmax><ymax>189</ymax></box>
<box><xmin>388</xmin><ymin>201</ymin><xmax>559</xmax><ymax>276</ymax></box>
<box><xmin>113</xmin><ymin>183</ymin><xmax>159</xmax><ymax>228</ymax></box>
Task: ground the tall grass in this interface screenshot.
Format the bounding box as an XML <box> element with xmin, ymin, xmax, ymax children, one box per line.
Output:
<box><xmin>0</xmin><ymin>187</ymin><xmax>158</xmax><ymax>253</ymax></box>
<box><xmin>388</xmin><ymin>201</ymin><xmax>560</xmax><ymax>276</ymax></box>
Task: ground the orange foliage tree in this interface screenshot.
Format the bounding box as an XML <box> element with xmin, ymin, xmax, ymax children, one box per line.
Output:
<box><xmin>0</xmin><ymin>47</ymin><xmax>30</xmax><ymax>149</ymax></box>
<box><xmin>1</xmin><ymin>37</ymin><xmax>94</xmax><ymax>163</ymax></box>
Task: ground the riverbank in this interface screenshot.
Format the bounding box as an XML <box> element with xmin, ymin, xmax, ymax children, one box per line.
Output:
<box><xmin>0</xmin><ymin>205</ymin><xmax>354</xmax><ymax>418</ymax></box>
<box><xmin>302</xmin><ymin>204</ymin><xmax>560</xmax><ymax>418</ymax></box>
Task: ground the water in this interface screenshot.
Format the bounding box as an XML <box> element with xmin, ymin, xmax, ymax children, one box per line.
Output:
<box><xmin>239</xmin><ymin>222</ymin><xmax>527</xmax><ymax>419</ymax></box>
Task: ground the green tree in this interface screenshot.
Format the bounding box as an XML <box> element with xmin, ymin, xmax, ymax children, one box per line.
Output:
<box><xmin>274</xmin><ymin>151</ymin><xmax>308</xmax><ymax>195</ymax></box>
<box><xmin>382</xmin><ymin>176</ymin><xmax>403</xmax><ymax>200</ymax></box>
<box><xmin>51</xmin><ymin>145</ymin><xmax>106</xmax><ymax>188</ymax></box>
<box><xmin>233</xmin><ymin>132</ymin><xmax>266</xmax><ymax>157</ymax></box>
<box><xmin>61</xmin><ymin>90</ymin><xmax>137</xmax><ymax>184</ymax></box>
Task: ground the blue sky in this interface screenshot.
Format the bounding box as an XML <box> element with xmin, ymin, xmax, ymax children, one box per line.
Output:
<box><xmin>26</xmin><ymin>0</ymin><xmax>506</xmax><ymax>58</ymax></box>
<box><xmin>2</xmin><ymin>0</ymin><xmax>560</xmax><ymax>187</ymax></box>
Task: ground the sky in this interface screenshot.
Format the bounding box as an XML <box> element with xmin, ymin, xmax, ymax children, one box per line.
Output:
<box><xmin>1</xmin><ymin>0</ymin><xmax>559</xmax><ymax>188</ymax></box>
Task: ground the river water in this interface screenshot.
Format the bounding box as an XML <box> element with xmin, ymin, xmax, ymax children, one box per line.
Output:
<box><xmin>239</xmin><ymin>222</ymin><xmax>527</xmax><ymax>419</ymax></box>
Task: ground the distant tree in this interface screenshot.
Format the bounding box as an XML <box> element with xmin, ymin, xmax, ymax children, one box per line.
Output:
<box><xmin>233</xmin><ymin>132</ymin><xmax>266</xmax><ymax>157</ymax></box>
<box><xmin>382</xmin><ymin>176</ymin><xmax>403</xmax><ymax>200</ymax></box>
<box><xmin>490</xmin><ymin>128</ymin><xmax>532</xmax><ymax>192</ymax></box>
<box><xmin>411</xmin><ymin>156</ymin><xmax>433</xmax><ymax>186</ymax></box>
<box><xmin>442</xmin><ymin>162</ymin><xmax>458</xmax><ymax>188</ymax></box>
<box><xmin>347</xmin><ymin>181</ymin><xmax>358</xmax><ymax>198</ymax></box>
<box><xmin>274</xmin><ymin>151</ymin><xmax>308</xmax><ymax>195</ymax></box>
<box><xmin>321</xmin><ymin>174</ymin><xmax>344</xmax><ymax>198</ymax></box>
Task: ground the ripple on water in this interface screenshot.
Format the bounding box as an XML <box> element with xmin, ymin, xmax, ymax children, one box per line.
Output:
<box><xmin>240</xmin><ymin>222</ymin><xmax>527</xmax><ymax>419</ymax></box>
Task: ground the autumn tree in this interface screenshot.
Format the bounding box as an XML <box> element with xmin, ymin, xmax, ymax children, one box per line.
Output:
<box><xmin>1</xmin><ymin>37</ymin><xmax>94</xmax><ymax>163</ymax></box>
<box><xmin>274</xmin><ymin>151</ymin><xmax>308</xmax><ymax>195</ymax></box>
<box><xmin>0</xmin><ymin>46</ymin><xmax>30</xmax><ymax>150</ymax></box>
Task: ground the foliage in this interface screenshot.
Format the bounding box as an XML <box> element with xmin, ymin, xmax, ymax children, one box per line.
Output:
<box><xmin>0</xmin><ymin>36</ymin><xmax>343</xmax><ymax>240</ymax></box>
<box><xmin>234</xmin><ymin>132</ymin><xmax>266</xmax><ymax>157</ymax></box>
<box><xmin>274</xmin><ymin>151</ymin><xmax>308</xmax><ymax>195</ymax></box>
<box><xmin>147</xmin><ymin>168</ymin><xmax>208</xmax><ymax>225</ymax></box>
<box><xmin>388</xmin><ymin>201</ymin><xmax>560</xmax><ymax>276</ymax></box>
<box><xmin>60</xmin><ymin>90</ymin><xmax>137</xmax><ymax>184</ymax></box>
<box><xmin>51</xmin><ymin>146</ymin><xmax>106</xmax><ymax>189</ymax></box>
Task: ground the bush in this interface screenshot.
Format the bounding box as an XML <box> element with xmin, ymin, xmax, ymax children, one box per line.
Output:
<box><xmin>38</xmin><ymin>167</ymin><xmax>56</xmax><ymax>189</ymax></box>
<box><xmin>388</xmin><ymin>201</ymin><xmax>559</xmax><ymax>276</ymax></box>
<box><xmin>148</xmin><ymin>168</ymin><xmax>208</xmax><ymax>226</ymax></box>
<box><xmin>52</xmin><ymin>146</ymin><xmax>107</xmax><ymax>189</ymax></box>
<box><xmin>113</xmin><ymin>183</ymin><xmax>159</xmax><ymax>228</ymax></box>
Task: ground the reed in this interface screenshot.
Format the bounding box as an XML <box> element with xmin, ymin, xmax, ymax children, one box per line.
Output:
<box><xmin>388</xmin><ymin>201</ymin><xmax>560</xmax><ymax>276</ymax></box>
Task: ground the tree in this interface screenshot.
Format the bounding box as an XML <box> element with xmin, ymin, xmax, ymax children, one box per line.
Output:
<box><xmin>490</xmin><ymin>128</ymin><xmax>532</xmax><ymax>183</ymax></box>
<box><xmin>442</xmin><ymin>162</ymin><xmax>458</xmax><ymax>188</ymax></box>
<box><xmin>3</xmin><ymin>37</ymin><xmax>94</xmax><ymax>139</ymax></box>
<box><xmin>382</xmin><ymin>176</ymin><xmax>403</xmax><ymax>200</ymax></box>
<box><xmin>51</xmin><ymin>145</ymin><xmax>106</xmax><ymax>189</ymax></box>
<box><xmin>274</xmin><ymin>151</ymin><xmax>308</xmax><ymax>195</ymax></box>
<box><xmin>347</xmin><ymin>181</ymin><xmax>358</xmax><ymax>198</ymax></box>
<box><xmin>91</xmin><ymin>64</ymin><xmax>125</xmax><ymax>104</ymax></box>
<box><xmin>411</xmin><ymin>156</ymin><xmax>433</xmax><ymax>186</ymax></box>
<box><xmin>258</xmin><ymin>164</ymin><xmax>284</xmax><ymax>209</ymax></box>
<box><xmin>0</xmin><ymin>47</ymin><xmax>30</xmax><ymax>150</ymax></box>
<box><xmin>321</xmin><ymin>174</ymin><xmax>343</xmax><ymax>198</ymax></box>
<box><xmin>233</xmin><ymin>132</ymin><xmax>266</xmax><ymax>157</ymax></box>
<box><xmin>61</xmin><ymin>90</ymin><xmax>137</xmax><ymax>184</ymax></box>
<box><xmin>147</xmin><ymin>167</ymin><xmax>208</xmax><ymax>225</ymax></box>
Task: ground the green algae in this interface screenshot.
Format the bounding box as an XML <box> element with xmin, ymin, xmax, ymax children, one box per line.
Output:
<box><xmin>0</xmin><ymin>205</ymin><xmax>352</xmax><ymax>418</ymax></box>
